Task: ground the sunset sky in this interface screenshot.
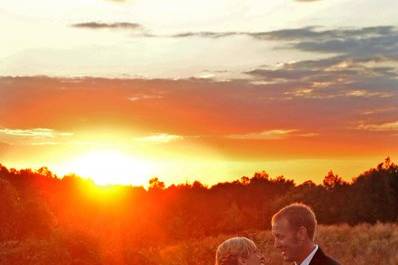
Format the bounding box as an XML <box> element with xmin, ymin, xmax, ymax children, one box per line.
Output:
<box><xmin>1</xmin><ymin>0</ymin><xmax>397</xmax><ymax>186</ymax></box>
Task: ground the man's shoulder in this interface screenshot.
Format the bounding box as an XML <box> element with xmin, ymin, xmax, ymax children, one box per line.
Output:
<box><xmin>310</xmin><ymin>247</ymin><xmax>341</xmax><ymax>265</ymax></box>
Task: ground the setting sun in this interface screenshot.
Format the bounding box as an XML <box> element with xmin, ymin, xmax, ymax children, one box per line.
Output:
<box><xmin>57</xmin><ymin>150</ymin><xmax>153</xmax><ymax>186</ymax></box>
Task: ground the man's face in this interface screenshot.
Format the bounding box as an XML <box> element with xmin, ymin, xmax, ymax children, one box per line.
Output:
<box><xmin>271</xmin><ymin>218</ymin><xmax>302</xmax><ymax>262</ymax></box>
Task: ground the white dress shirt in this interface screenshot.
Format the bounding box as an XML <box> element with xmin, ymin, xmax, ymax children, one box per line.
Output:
<box><xmin>297</xmin><ymin>244</ymin><xmax>319</xmax><ymax>265</ymax></box>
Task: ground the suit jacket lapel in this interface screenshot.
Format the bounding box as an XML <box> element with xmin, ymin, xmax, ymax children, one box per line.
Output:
<box><xmin>308</xmin><ymin>247</ymin><xmax>326</xmax><ymax>265</ymax></box>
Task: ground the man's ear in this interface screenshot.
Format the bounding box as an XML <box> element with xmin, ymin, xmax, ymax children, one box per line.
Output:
<box><xmin>297</xmin><ymin>226</ymin><xmax>308</xmax><ymax>241</ymax></box>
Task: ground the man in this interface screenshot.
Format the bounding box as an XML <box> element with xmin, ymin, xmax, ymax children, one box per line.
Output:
<box><xmin>271</xmin><ymin>203</ymin><xmax>340</xmax><ymax>265</ymax></box>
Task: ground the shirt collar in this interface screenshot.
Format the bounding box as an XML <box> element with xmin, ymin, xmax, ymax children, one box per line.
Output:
<box><xmin>298</xmin><ymin>244</ymin><xmax>318</xmax><ymax>265</ymax></box>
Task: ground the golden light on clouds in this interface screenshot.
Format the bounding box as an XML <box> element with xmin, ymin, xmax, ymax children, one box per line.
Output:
<box><xmin>1</xmin><ymin>0</ymin><xmax>398</xmax><ymax>186</ymax></box>
<box><xmin>0</xmin><ymin>75</ymin><xmax>397</xmax><ymax>186</ymax></box>
<box><xmin>137</xmin><ymin>133</ymin><xmax>184</xmax><ymax>143</ymax></box>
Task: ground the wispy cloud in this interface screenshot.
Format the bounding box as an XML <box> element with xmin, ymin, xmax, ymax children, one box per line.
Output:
<box><xmin>293</xmin><ymin>34</ymin><xmax>398</xmax><ymax>57</ymax></box>
<box><xmin>68</xmin><ymin>23</ymin><xmax>398</xmax><ymax>61</ymax></box>
<box><xmin>345</xmin><ymin>90</ymin><xmax>392</xmax><ymax>98</ymax></box>
<box><xmin>356</xmin><ymin>121</ymin><xmax>398</xmax><ymax>131</ymax></box>
<box><xmin>1</xmin><ymin>76</ymin><xmax>396</xmax><ymax>158</ymax></box>
<box><xmin>137</xmin><ymin>133</ymin><xmax>184</xmax><ymax>143</ymax></box>
<box><xmin>245</xmin><ymin>54</ymin><xmax>398</xmax><ymax>99</ymax></box>
<box><xmin>227</xmin><ymin>129</ymin><xmax>299</xmax><ymax>140</ymax></box>
<box><xmin>168</xmin><ymin>26</ymin><xmax>396</xmax><ymax>43</ymax></box>
<box><xmin>127</xmin><ymin>95</ymin><xmax>163</xmax><ymax>102</ymax></box>
<box><xmin>171</xmin><ymin>31</ymin><xmax>240</xmax><ymax>39</ymax></box>
<box><xmin>166</xmin><ymin>26</ymin><xmax>398</xmax><ymax>97</ymax></box>
<box><xmin>0</xmin><ymin>128</ymin><xmax>74</xmax><ymax>146</ymax></box>
<box><xmin>72</xmin><ymin>22</ymin><xmax>143</xmax><ymax>30</ymax></box>
<box><xmin>0</xmin><ymin>128</ymin><xmax>73</xmax><ymax>138</ymax></box>
<box><xmin>361</xmin><ymin>107</ymin><xmax>398</xmax><ymax>115</ymax></box>
<box><xmin>263</xmin><ymin>26</ymin><xmax>394</xmax><ymax>40</ymax></box>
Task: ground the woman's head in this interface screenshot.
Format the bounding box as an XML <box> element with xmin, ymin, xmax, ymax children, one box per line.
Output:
<box><xmin>215</xmin><ymin>237</ymin><xmax>264</xmax><ymax>265</ymax></box>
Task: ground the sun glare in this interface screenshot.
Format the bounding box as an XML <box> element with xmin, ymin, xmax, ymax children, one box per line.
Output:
<box><xmin>59</xmin><ymin>150</ymin><xmax>153</xmax><ymax>186</ymax></box>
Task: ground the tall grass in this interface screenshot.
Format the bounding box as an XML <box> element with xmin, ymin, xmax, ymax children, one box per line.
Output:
<box><xmin>140</xmin><ymin>223</ymin><xmax>398</xmax><ymax>265</ymax></box>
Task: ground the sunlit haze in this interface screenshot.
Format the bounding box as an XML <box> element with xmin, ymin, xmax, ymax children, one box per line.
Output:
<box><xmin>1</xmin><ymin>0</ymin><xmax>397</xmax><ymax>186</ymax></box>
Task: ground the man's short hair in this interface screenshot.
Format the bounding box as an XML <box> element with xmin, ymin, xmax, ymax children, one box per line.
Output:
<box><xmin>272</xmin><ymin>202</ymin><xmax>317</xmax><ymax>240</ymax></box>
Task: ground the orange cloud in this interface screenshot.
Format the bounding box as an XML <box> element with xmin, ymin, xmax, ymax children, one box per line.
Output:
<box><xmin>357</xmin><ymin>121</ymin><xmax>398</xmax><ymax>132</ymax></box>
<box><xmin>0</xmin><ymin>76</ymin><xmax>397</xmax><ymax>160</ymax></box>
<box><xmin>227</xmin><ymin>129</ymin><xmax>298</xmax><ymax>140</ymax></box>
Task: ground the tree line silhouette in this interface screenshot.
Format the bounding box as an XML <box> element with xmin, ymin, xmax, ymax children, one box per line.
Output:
<box><xmin>0</xmin><ymin>158</ymin><xmax>397</xmax><ymax>265</ymax></box>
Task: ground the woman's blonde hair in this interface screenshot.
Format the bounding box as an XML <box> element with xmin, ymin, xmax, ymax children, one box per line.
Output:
<box><xmin>215</xmin><ymin>237</ymin><xmax>258</xmax><ymax>265</ymax></box>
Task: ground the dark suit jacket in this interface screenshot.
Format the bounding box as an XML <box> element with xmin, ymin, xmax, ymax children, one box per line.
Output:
<box><xmin>309</xmin><ymin>247</ymin><xmax>341</xmax><ymax>265</ymax></box>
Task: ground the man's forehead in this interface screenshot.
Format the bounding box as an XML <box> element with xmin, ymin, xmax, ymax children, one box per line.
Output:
<box><xmin>272</xmin><ymin>218</ymin><xmax>291</xmax><ymax>230</ymax></box>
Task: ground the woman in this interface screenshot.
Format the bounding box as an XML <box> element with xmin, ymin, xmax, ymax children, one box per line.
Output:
<box><xmin>215</xmin><ymin>237</ymin><xmax>265</xmax><ymax>265</ymax></box>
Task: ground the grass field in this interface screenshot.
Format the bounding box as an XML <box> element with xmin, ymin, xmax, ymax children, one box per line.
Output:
<box><xmin>140</xmin><ymin>223</ymin><xmax>398</xmax><ymax>265</ymax></box>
